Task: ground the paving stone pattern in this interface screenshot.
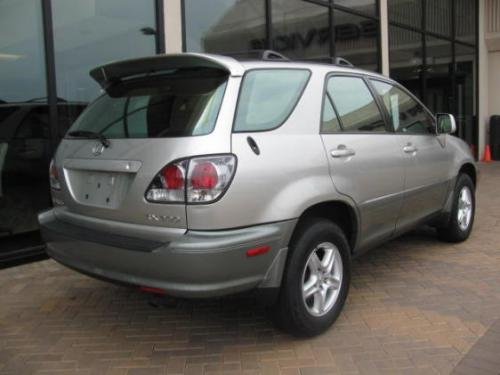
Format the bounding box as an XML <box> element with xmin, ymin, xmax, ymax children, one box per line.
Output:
<box><xmin>1</xmin><ymin>164</ymin><xmax>500</xmax><ymax>375</ymax></box>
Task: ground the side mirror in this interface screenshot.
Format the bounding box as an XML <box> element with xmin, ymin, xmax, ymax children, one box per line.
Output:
<box><xmin>436</xmin><ymin>113</ymin><xmax>457</xmax><ymax>134</ymax></box>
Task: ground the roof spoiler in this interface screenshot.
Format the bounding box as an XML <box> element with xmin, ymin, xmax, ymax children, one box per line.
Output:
<box><xmin>89</xmin><ymin>53</ymin><xmax>244</xmax><ymax>90</ymax></box>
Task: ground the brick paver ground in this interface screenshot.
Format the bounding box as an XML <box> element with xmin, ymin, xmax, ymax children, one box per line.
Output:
<box><xmin>1</xmin><ymin>164</ymin><xmax>500</xmax><ymax>375</ymax></box>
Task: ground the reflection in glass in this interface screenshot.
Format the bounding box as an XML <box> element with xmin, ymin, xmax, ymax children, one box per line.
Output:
<box><xmin>0</xmin><ymin>0</ymin><xmax>47</xmax><ymax>103</ymax></box>
<box><xmin>0</xmin><ymin>0</ymin><xmax>50</xmax><ymax>237</ymax></box>
<box><xmin>327</xmin><ymin>76</ymin><xmax>386</xmax><ymax>132</ymax></box>
<box><xmin>234</xmin><ymin>69</ymin><xmax>310</xmax><ymax>131</ymax></box>
<box><xmin>334</xmin><ymin>0</ymin><xmax>377</xmax><ymax>17</ymax></box>
<box><xmin>52</xmin><ymin>0</ymin><xmax>157</xmax><ymax>104</ymax></box>
<box><xmin>69</xmin><ymin>71</ymin><xmax>228</xmax><ymax>138</ymax></box>
<box><xmin>426</xmin><ymin>0</ymin><xmax>451</xmax><ymax>37</ymax></box>
<box><xmin>372</xmin><ymin>80</ymin><xmax>435</xmax><ymax>134</ymax></box>
<box><xmin>271</xmin><ymin>0</ymin><xmax>329</xmax><ymax>60</ymax></box>
<box><xmin>425</xmin><ymin>36</ymin><xmax>452</xmax><ymax>113</ymax></box>
<box><xmin>455</xmin><ymin>43</ymin><xmax>476</xmax><ymax>147</ymax></box>
<box><xmin>455</xmin><ymin>0</ymin><xmax>476</xmax><ymax>45</ymax></box>
<box><xmin>388</xmin><ymin>0</ymin><xmax>422</xmax><ymax>29</ymax></box>
<box><xmin>334</xmin><ymin>10</ymin><xmax>379</xmax><ymax>71</ymax></box>
<box><xmin>184</xmin><ymin>0</ymin><xmax>266</xmax><ymax>53</ymax></box>
<box><xmin>389</xmin><ymin>26</ymin><xmax>423</xmax><ymax>99</ymax></box>
<box><xmin>321</xmin><ymin>96</ymin><xmax>341</xmax><ymax>133</ymax></box>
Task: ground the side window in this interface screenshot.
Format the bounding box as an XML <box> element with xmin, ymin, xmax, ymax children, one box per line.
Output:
<box><xmin>371</xmin><ymin>80</ymin><xmax>435</xmax><ymax>135</ymax></box>
<box><xmin>321</xmin><ymin>95</ymin><xmax>341</xmax><ymax>133</ymax></box>
<box><xmin>327</xmin><ymin>76</ymin><xmax>387</xmax><ymax>133</ymax></box>
<box><xmin>234</xmin><ymin>69</ymin><xmax>310</xmax><ymax>132</ymax></box>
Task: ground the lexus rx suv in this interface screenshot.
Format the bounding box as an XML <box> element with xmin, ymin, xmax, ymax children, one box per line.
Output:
<box><xmin>39</xmin><ymin>52</ymin><xmax>477</xmax><ymax>336</ymax></box>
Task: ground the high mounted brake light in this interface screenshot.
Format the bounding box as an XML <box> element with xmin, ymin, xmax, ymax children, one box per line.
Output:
<box><xmin>145</xmin><ymin>155</ymin><xmax>236</xmax><ymax>204</ymax></box>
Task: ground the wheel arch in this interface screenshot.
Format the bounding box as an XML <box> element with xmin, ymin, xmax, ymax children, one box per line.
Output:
<box><xmin>458</xmin><ymin>163</ymin><xmax>477</xmax><ymax>187</ymax></box>
<box><xmin>291</xmin><ymin>200</ymin><xmax>359</xmax><ymax>252</ymax></box>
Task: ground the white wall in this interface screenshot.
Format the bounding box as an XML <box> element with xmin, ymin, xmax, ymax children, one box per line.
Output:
<box><xmin>164</xmin><ymin>0</ymin><xmax>183</xmax><ymax>53</ymax></box>
<box><xmin>488</xmin><ymin>52</ymin><xmax>500</xmax><ymax>119</ymax></box>
<box><xmin>481</xmin><ymin>0</ymin><xmax>500</xmax><ymax>154</ymax></box>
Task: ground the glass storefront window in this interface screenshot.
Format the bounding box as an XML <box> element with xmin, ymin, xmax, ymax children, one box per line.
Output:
<box><xmin>271</xmin><ymin>0</ymin><xmax>329</xmax><ymax>60</ymax></box>
<box><xmin>455</xmin><ymin>0</ymin><xmax>477</xmax><ymax>45</ymax></box>
<box><xmin>50</xmin><ymin>0</ymin><xmax>158</xmax><ymax>149</ymax></box>
<box><xmin>0</xmin><ymin>0</ymin><xmax>47</xmax><ymax>103</ymax></box>
<box><xmin>183</xmin><ymin>0</ymin><xmax>381</xmax><ymax>69</ymax></box>
<box><xmin>426</xmin><ymin>0</ymin><xmax>451</xmax><ymax>37</ymax></box>
<box><xmin>184</xmin><ymin>0</ymin><xmax>266</xmax><ymax>53</ymax></box>
<box><xmin>455</xmin><ymin>43</ymin><xmax>476</xmax><ymax>146</ymax></box>
<box><xmin>0</xmin><ymin>0</ymin><xmax>50</xmax><ymax>237</ymax></box>
<box><xmin>389</xmin><ymin>26</ymin><xmax>423</xmax><ymax>99</ymax></box>
<box><xmin>388</xmin><ymin>0</ymin><xmax>422</xmax><ymax>29</ymax></box>
<box><xmin>1</xmin><ymin>0</ymin><xmax>159</xmax><ymax>241</ymax></box>
<box><xmin>425</xmin><ymin>36</ymin><xmax>452</xmax><ymax>113</ymax></box>
<box><xmin>388</xmin><ymin>0</ymin><xmax>478</xmax><ymax>152</ymax></box>
<box><xmin>334</xmin><ymin>0</ymin><xmax>377</xmax><ymax>18</ymax></box>
<box><xmin>334</xmin><ymin>10</ymin><xmax>379</xmax><ymax>71</ymax></box>
<box><xmin>52</xmin><ymin>0</ymin><xmax>157</xmax><ymax>105</ymax></box>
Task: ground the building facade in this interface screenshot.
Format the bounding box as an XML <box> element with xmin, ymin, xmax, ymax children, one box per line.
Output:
<box><xmin>0</xmin><ymin>0</ymin><xmax>496</xmax><ymax>251</ymax></box>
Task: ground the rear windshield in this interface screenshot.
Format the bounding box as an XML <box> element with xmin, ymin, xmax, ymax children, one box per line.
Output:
<box><xmin>67</xmin><ymin>68</ymin><xmax>227</xmax><ymax>138</ymax></box>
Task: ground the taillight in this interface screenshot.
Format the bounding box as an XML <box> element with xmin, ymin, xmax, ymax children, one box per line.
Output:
<box><xmin>145</xmin><ymin>160</ymin><xmax>188</xmax><ymax>203</ymax></box>
<box><xmin>162</xmin><ymin>164</ymin><xmax>185</xmax><ymax>190</ymax></box>
<box><xmin>191</xmin><ymin>162</ymin><xmax>218</xmax><ymax>189</ymax></box>
<box><xmin>49</xmin><ymin>159</ymin><xmax>61</xmax><ymax>190</ymax></box>
<box><xmin>145</xmin><ymin>155</ymin><xmax>236</xmax><ymax>204</ymax></box>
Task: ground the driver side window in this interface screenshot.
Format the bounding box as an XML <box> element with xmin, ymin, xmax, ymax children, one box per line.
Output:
<box><xmin>371</xmin><ymin>80</ymin><xmax>435</xmax><ymax>135</ymax></box>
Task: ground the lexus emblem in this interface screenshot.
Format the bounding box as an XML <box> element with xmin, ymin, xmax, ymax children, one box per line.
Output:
<box><xmin>91</xmin><ymin>142</ymin><xmax>105</xmax><ymax>156</ymax></box>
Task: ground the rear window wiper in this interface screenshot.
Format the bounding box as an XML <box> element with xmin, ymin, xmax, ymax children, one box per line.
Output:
<box><xmin>67</xmin><ymin>130</ymin><xmax>110</xmax><ymax>148</ymax></box>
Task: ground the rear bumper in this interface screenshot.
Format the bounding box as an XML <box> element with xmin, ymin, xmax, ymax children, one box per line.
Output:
<box><xmin>38</xmin><ymin>209</ymin><xmax>295</xmax><ymax>298</ymax></box>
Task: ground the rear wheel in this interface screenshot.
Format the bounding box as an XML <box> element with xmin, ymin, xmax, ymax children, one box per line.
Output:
<box><xmin>273</xmin><ymin>219</ymin><xmax>351</xmax><ymax>337</ymax></box>
<box><xmin>438</xmin><ymin>173</ymin><xmax>475</xmax><ymax>242</ymax></box>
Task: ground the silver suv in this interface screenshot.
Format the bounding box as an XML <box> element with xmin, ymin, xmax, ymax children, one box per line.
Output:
<box><xmin>39</xmin><ymin>52</ymin><xmax>477</xmax><ymax>336</ymax></box>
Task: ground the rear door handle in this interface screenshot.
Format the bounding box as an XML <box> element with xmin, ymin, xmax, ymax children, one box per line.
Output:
<box><xmin>403</xmin><ymin>144</ymin><xmax>418</xmax><ymax>154</ymax></box>
<box><xmin>331</xmin><ymin>146</ymin><xmax>356</xmax><ymax>158</ymax></box>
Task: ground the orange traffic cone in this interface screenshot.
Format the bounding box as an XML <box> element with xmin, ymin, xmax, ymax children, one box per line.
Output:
<box><xmin>482</xmin><ymin>144</ymin><xmax>492</xmax><ymax>163</ymax></box>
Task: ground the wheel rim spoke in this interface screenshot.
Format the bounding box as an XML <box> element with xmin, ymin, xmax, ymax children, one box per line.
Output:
<box><xmin>309</xmin><ymin>252</ymin><xmax>321</xmax><ymax>271</ymax></box>
<box><xmin>302</xmin><ymin>242</ymin><xmax>343</xmax><ymax>317</ymax></box>
<box><xmin>312</xmin><ymin>289</ymin><xmax>327</xmax><ymax>314</ymax></box>
<box><xmin>325</xmin><ymin>276</ymin><xmax>340</xmax><ymax>290</ymax></box>
<box><xmin>457</xmin><ymin>186</ymin><xmax>473</xmax><ymax>231</ymax></box>
<box><xmin>303</xmin><ymin>275</ymin><xmax>319</xmax><ymax>298</ymax></box>
<box><xmin>321</xmin><ymin>247</ymin><xmax>335</xmax><ymax>272</ymax></box>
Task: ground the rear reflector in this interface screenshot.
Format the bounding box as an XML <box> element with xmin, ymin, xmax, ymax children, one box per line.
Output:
<box><xmin>140</xmin><ymin>286</ymin><xmax>166</xmax><ymax>295</ymax></box>
<box><xmin>246</xmin><ymin>246</ymin><xmax>271</xmax><ymax>257</ymax></box>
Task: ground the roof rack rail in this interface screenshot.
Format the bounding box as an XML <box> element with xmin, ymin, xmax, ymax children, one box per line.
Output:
<box><xmin>222</xmin><ymin>50</ymin><xmax>354</xmax><ymax>67</ymax></box>
<box><xmin>285</xmin><ymin>56</ymin><xmax>355</xmax><ymax>68</ymax></box>
<box><xmin>223</xmin><ymin>50</ymin><xmax>289</xmax><ymax>61</ymax></box>
<box><xmin>333</xmin><ymin>57</ymin><xmax>354</xmax><ymax>67</ymax></box>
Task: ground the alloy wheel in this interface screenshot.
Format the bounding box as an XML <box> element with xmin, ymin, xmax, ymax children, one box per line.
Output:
<box><xmin>301</xmin><ymin>242</ymin><xmax>343</xmax><ymax>317</ymax></box>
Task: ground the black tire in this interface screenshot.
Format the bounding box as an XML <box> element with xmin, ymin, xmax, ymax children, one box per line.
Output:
<box><xmin>272</xmin><ymin>218</ymin><xmax>351</xmax><ymax>337</ymax></box>
<box><xmin>437</xmin><ymin>174</ymin><xmax>475</xmax><ymax>243</ymax></box>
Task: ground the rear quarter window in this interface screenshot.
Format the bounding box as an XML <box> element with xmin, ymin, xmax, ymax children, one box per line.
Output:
<box><xmin>233</xmin><ymin>69</ymin><xmax>311</xmax><ymax>132</ymax></box>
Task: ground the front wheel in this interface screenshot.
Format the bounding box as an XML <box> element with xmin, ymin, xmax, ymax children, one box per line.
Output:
<box><xmin>273</xmin><ymin>219</ymin><xmax>351</xmax><ymax>337</ymax></box>
<box><xmin>438</xmin><ymin>173</ymin><xmax>475</xmax><ymax>243</ymax></box>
